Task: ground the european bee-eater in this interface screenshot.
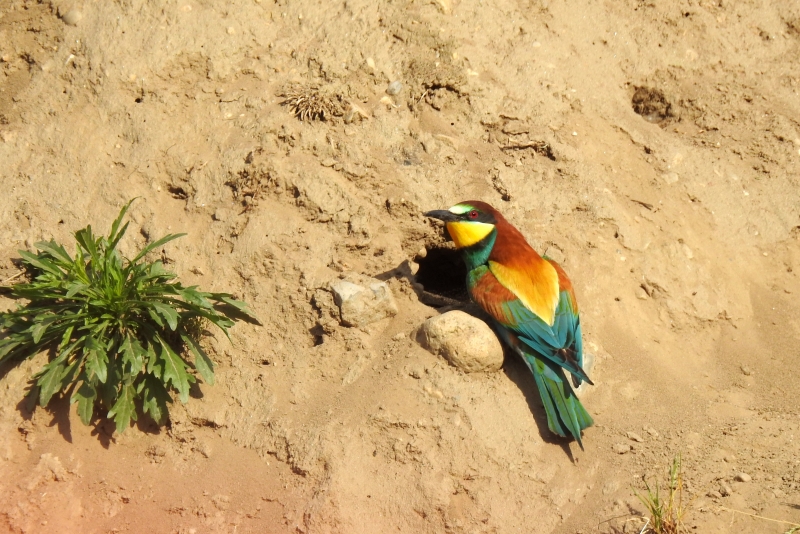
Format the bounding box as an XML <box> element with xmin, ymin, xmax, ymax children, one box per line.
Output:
<box><xmin>425</xmin><ymin>201</ymin><xmax>593</xmax><ymax>448</ymax></box>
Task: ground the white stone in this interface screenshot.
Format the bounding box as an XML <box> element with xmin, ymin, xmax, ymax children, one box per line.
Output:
<box><xmin>330</xmin><ymin>274</ymin><xmax>398</xmax><ymax>327</ymax></box>
<box><xmin>60</xmin><ymin>8</ymin><xmax>83</xmax><ymax>26</ymax></box>
<box><xmin>417</xmin><ymin>311</ymin><xmax>504</xmax><ymax>373</ymax></box>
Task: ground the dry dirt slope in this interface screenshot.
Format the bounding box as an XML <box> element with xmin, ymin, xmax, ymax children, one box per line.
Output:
<box><xmin>0</xmin><ymin>0</ymin><xmax>799</xmax><ymax>532</ymax></box>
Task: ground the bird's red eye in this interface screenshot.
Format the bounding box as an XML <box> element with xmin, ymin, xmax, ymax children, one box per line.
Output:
<box><xmin>468</xmin><ymin>210</ymin><xmax>479</xmax><ymax>219</ymax></box>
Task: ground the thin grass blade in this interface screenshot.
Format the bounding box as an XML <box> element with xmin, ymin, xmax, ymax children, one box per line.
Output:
<box><xmin>108</xmin><ymin>199</ymin><xmax>136</xmax><ymax>245</ymax></box>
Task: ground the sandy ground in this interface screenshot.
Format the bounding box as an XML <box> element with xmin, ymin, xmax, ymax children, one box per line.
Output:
<box><xmin>1</xmin><ymin>0</ymin><xmax>799</xmax><ymax>532</ymax></box>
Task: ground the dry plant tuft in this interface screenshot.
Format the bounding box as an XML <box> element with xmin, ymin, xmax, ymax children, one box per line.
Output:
<box><xmin>634</xmin><ymin>453</ymin><xmax>687</xmax><ymax>534</ymax></box>
<box><xmin>280</xmin><ymin>85</ymin><xmax>343</xmax><ymax>121</ymax></box>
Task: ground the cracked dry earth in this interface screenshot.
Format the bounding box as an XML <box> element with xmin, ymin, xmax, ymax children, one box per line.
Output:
<box><xmin>1</xmin><ymin>0</ymin><xmax>799</xmax><ymax>533</ymax></box>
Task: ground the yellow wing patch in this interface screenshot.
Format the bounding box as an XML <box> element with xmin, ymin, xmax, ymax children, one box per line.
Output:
<box><xmin>446</xmin><ymin>221</ymin><xmax>495</xmax><ymax>249</ymax></box>
<box><xmin>488</xmin><ymin>260</ymin><xmax>560</xmax><ymax>326</ymax></box>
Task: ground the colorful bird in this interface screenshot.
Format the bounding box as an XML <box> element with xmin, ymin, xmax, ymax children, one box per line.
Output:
<box><xmin>425</xmin><ymin>200</ymin><xmax>594</xmax><ymax>448</ymax></box>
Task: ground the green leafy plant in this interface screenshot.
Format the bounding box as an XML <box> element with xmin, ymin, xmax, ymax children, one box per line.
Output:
<box><xmin>0</xmin><ymin>200</ymin><xmax>257</xmax><ymax>433</ymax></box>
<box><xmin>634</xmin><ymin>453</ymin><xmax>687</xmax><ymax>534</ymax></box>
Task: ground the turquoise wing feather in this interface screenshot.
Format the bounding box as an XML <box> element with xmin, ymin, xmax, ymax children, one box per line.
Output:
<box><xmin>468</xmin><ymin>265</ymin><xmax>593</xmax><ymax>448</ymax></box>
<box><xmin>499</xmin><ymin>294</ymin><xmax>592</xmax><ymax>387</ymax></box>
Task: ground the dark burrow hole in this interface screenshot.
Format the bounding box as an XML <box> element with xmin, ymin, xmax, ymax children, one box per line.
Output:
<box><xmin>631</xmin><ymin>85</ymin><xmax>674</xmax><ymax>124</ymax></box>
<box><xmin>167</xmin><ymin>185</ymin><xmax>188</xmax><ymax>199</ymax></box>
<box><xmin>414</xmin><ymin>246</ymin><xmax>470</xmax><ymax>302</ymax></box>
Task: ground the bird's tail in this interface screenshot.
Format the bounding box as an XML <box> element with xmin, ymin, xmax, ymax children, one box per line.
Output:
<box><xmin>527</xmin><ymin>355</ymin><xmax>593</xmax><ymax>450</ymax></box>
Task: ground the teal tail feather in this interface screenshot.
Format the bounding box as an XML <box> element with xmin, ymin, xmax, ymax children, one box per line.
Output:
<box><xmin>495</xmin><ymin>327</ymin><xmax>593</xmax><ymax>449</ymax></box>
<box><xmin>528</xmin><ymin>355</ymin><xmax>593</xmax><ymax>450</ymax></box>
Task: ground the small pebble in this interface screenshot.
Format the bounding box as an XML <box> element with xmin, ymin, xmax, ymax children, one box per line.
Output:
<box><xmin>61</xmin><ymin>9</ymin><xmax>83</xmax><ymax>26</ymax></box>
<box><xmin>707</xmin><ymin>490</ymin><xmax>722</xmax><ymax>499</ymax></box>
<box><xmin>391</xmin><ymin>332</ymin><xmax>406</xmax><ymax>341</ymax></box>
<box><xmin>719</xmin><ymin>483</ymin><xmax>732</xmax><ymax>497</ymax></box>
<box><xmin>386</xmin><ymin>81</ymin><xmax>403</xmax><ymax>95</ymax></box>
<box><xmin>612</xmin><ymin>443</ymin><xmax>631</xmax><ymax>454</ymax></box>
<box><xmin>740</xmin><ymin>365</ymin><xmax>752</xmax><ymax>376</ymax></box>
<box><xmin>735</xmin><ymin>472</ymin><xmax>751</xmax><ymax>482</ymax></box>
<box><xmin>626</xmin><ymin>431</ymin><xmax>644</xmax><ymax>443</ymax></box>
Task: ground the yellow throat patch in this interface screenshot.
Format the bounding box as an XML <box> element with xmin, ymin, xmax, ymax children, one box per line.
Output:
<box><xmin>446</xmin><ymin>221</ymin><xmax>495</xmax><ymax>249</ymax></box>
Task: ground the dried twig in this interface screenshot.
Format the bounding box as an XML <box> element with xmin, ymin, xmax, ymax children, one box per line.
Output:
<box><xmin>0</xmin><ymin>270</ymin><xmax>25</xmax><ymax>286</ymax></box>
<box><xmin>717</xmin><ymin>506</ymin><xmax>800</xmax><ymax>528</ymax></box>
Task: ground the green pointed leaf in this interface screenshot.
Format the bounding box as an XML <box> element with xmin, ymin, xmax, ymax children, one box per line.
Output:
<box><xmin>71</xmin><ymin>380</ymin><xmax>97</xmax><ymax>425</ymax></box>
<box><xmin>106</xmin><ymin>221</ymin><xmax>129</xmax><ymax>256</ymax></box>
<box><xmin>58</xmin><ymin>325</ymin><xmax>75</xmax><ymax>349</ymax></box>
<box><xmin>107</xmin><ymin>382</ymin><xmax>137</xmax><ymax>434</ymax></box>
<box><xmin>66</xmin><ymin>282</ymin><xmax>90</xmax><ymax>298</ymax></box>
<box><xmin>145</xmin><ymin>343</ymin><xmax>162</xmax><ymax>378</ymax></box>
<box><xmin>207</xmin><ymin>314</ymin><xmax>236</xmax><ymax>330</ymax></box>
<box><xmin>30</xmin><ymin>321</ymin><xmax>50</xmax><ymax>345</ymax></box>
<box><xmin>18</xmin><ymin>250</ymin><xmax>62</xmax><ymax>276</ymax></box>
<box><xmin>74</xmin><ymin>226</ymin><xmax>99</xmax><ymax>262</ymax></box>
<box><xmin>98</xmin><ymin>372</ymin><xmax>119</xmax><ymax>409</ymax></box>
<box><xmin>147</xmin><ymin>261</ymin><xmax>170</xmax><ymax>277</ymax></box>
<box><xmin>120</xmin><ymin>336</ymin><xmax>145</xmax><ymax>373</ymax></box>
<box><xmin>84</xmin><ymin>336</ymin><xmax>109</xmax><ymax>383</ymax></box>
<box><xmin>146</xmin><ymin>308</ymin><xmax>165</xmax><ymax>328</ymax></box>
<box><xmin>150</xmin><ymin>301</ymin><xmax>179</xmax><ymax>331</ymax></box>
<box><xmin>182</xmin><ymin>334</ymin><xmax>214</xmax><ymax>385</ymax></box>
<box><xmin>108</xmin><ymin>199</ymin><xmax>136</xmax><ymax>245</ymax></box>
<box><xmin>159</xmin><ymin>338</ymin><xmax>191</xmax><ymax>403</ymax></box>
<box><xmin>61</xmin><ymin>353</ymin><xmax>83</xmax><ymax>387</ymax></box>
<box><xmin>37</xmin><ymin>360</ymin><xmax>66</xmax><ymax>407</ymax></box>
<box><xmin>140</xmin><ymin>374</ymin><xmax>171</xmax><ymax>424</ymax></box>
<box><xmin>35</xmin><ymin>239</ymin><xmax>74</xmax><ymax>265</ymax></box>
<box><xmin>213</xmin><ymin>295</ymin><xmax>260</xmax><ymax>324</ymax></box>
<box><xmin>0</xmin><ymin>339</ymin><xmax>22</xmax><ymax>362</ymax></box>
<box><xmin>177</xmin><ymin>287</ymin><xmax>214</xmax><ymax>309</ymax></box>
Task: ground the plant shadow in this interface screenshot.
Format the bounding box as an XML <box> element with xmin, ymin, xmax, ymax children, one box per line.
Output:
<box><xmin>13</xmin><ymin>376</ymin><xmax>167</xmax><ymax>447</ymax></box>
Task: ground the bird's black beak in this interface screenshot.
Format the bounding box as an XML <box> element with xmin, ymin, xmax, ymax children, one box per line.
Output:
<box><xmin>424</xmin><ymin>210</ymin><xmax>459</xmax><ymax>223</ymax></box>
